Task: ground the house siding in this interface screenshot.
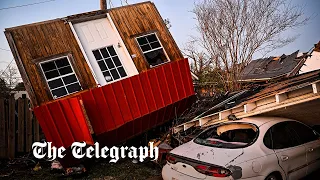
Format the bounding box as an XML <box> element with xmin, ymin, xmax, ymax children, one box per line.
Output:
<box><xmin>109</xmin><ymin>2</ymin><xmax>184</xmax><ymax>72</ymax></box>
<box><xmin>5</xmin><ymin>20</ymin><xmax>97</xmax><ymax>106</ymax></box>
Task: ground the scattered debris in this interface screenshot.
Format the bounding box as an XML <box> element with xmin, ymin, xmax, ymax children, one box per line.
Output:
<box><xmin>50</xmin><ymin>160</ymin><xmax>63</xmax><ymax>173</ymax></box>
<box><xmin>33</xmin><ymin>162</ymin><xmax>42</xmax><ymax>171</ymax></box>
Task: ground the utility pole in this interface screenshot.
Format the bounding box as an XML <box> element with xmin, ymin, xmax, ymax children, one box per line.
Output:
<box><xmin>100</xmin><ymin>0</ymin><xmax>107</xmax><ymax>10</ymax></box>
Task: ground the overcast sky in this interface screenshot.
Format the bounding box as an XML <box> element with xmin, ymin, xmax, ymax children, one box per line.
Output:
<box><xmin>0</xmin><ymin>0</ymin><xmax>319</xmax><ymax>72</ymax></box>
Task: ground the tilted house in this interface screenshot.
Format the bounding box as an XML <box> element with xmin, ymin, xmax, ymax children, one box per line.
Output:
<box><xmin>5</xmin><ymin>1</ymin><xmax>195</xmax><ymax>164</ymax></box>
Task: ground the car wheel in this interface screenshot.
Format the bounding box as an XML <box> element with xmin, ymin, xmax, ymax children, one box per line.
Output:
<box><xmin>265</xmin><ymin>173</ymin><xmax>281</xmax><ymax>180</ymax></box>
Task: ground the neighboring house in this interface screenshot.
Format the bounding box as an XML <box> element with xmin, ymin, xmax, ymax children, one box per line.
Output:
<box><xmin>300</xmin><ymin>41</ymin><xmax>320</xmax><ymax>74</ymax></box>
<box><xmin>5</xmin><ymin>1</ymin><xmax>195</xmax><ymax>164</ymax></box>
<box><xmin>240</xmin><ymin>51</ymin><xmax>308</xmax><ymax>82</ymax></box>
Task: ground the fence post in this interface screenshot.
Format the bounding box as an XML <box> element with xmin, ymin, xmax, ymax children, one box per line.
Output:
<box><xmin>17</xmin><ymin>98</ymin><xmax>25</xmax><ymax>153</ymax></box>
<box><xmin>25</xmin><ymin>98</ymin><xmax>33</xmax><ymax>152</ymax></box>
<box><xmin>33</xmin><ymin>114</ymin><xmax>40</xmax><ymax>142</ymax></box>
<box><xmin>8</xmin><ymin>95</ymin><xmax>15</xmax><ymax>159</ymax></box>
<box><xmin>0</xmin><ymin>98</ymin><xmax>6</xmax><ymax>158</ymax></box>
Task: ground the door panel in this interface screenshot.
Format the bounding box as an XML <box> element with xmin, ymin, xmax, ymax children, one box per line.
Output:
<box><xmin>271</xmin><ymin>122</ymin><xmax>307</xmax><ymax>179</ymax></box>
<box><xmin>305</xmin><ymin>139</ymin><xmax>320</xmax><ymax>174</ymax></box>
<box><xmin>275</xmin><ymin>145</ymin><xmax>307</xmax><ymax>180</ymax></box>
<box><xmin>287</xmin><ymin>121</ymin><xmax>320</xmax><ymax>175</ymax></box>
<box><xmin>73</xmin><ymin>18</ymin><xmax>138</xmax><ymax>86</ymax></box>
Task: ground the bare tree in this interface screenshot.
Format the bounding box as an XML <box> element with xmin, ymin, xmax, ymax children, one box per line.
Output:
<box><xmin>0</xmin><ymin>65</ymin><xmax>21</xmax><ymax>90</ymax></box>
<box><xmin>187</xmin><ymin>0</ymin><xmax>309</xmax><ymax>91</ymax></box>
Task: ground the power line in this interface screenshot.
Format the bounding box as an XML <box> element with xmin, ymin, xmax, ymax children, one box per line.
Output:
<box><xmin>0</xmin><ymin>48</ymin><xmax>10</xmax><ymax>52</ymax></box>
<box><xmin>0</xmin><ymin>59</ymin><xmax>14</xmax><ymax>76</ymax></box>
<box><xmin>0</xmin><ymin>0</ymin><xmax>56</xmax><ymax>11</ymax></box>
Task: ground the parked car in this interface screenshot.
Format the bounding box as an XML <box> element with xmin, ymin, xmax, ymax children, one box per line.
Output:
<box><xmin>162</xmin><ymin>117</ymin><xmax>320</xmax><ymax>180</ymax></box>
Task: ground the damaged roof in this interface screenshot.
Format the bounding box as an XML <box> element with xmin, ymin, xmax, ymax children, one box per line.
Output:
<box><xmin>174</xmin><ymin>69</ymin><xmax>320</xmax><ymax>133</ymax></box>
<box><xmin>240</xmin><ymin>51</ymin><xmax>307</xmax><ymax>82</ymax></box>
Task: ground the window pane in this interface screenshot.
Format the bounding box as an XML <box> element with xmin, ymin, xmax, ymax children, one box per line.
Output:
<box><xmin>150</xmin><ymin>42</ymin><xmax>161</xmax><ymax>49</ymax></box>
<box><xmin>55</xmin><ymin>58</ymin><xmax>69</xmax><ymax>68</ymax></box>
<box><xmin>113</xmin><ymin>56</ymin><xmax>121</xmax><ymax>67</ymax></box>
<box><xmin>52</xmin><ymin>87</ymin><xmax>67</xmax><ymax>98</ymax></box>
<box><xmin>118</xmin><ymin>67</ymin><xmax>127</xmax><ymax>78</ymax></box>
<box><xmin>100</xmin><ymin>48</ymin><xmax>109</xmax><ymax>58</ymax></box>
<box><xmin>147</xmin><ymin>34</ymin><xmax>158</xmax><ymax>43</ymax></box>
<box><xmin>271</xmin><ymin>122</ymin><xmax>300</xmax><ymax>149</ymax></box>
<box><xmin>107</xmin><ymin>46</ymin><xmax>116</xmax><ymax>56</ymax></box>
<box><xmin>66</xmin><ymin>83</ymin><xmax>81</xmax><ymax>93</ymax></box>
<box><xmin>45</xmin><ymin>70</ymin><xmax>59</xmax><ymax>80</ymax></box>
<box><xmin>194</xmin><ymin>123</ymin><xmax>258</xmax><ymax>148</ymax></box>
<box><xmin>59</xmin><ymin>66</ymin><xmax>72</xmax><ymax>75</ymax></box>
<box><xmin>93</xmin><ymin>50</ymin><xmax>102</xmax><ymax>60</ymax></box>
<box><xmin>63</xmin><ymin>74</ymin><xmax>77</xmax><ymax>85</ymax></box>
<box><xmin>48</xmin><ymin>78</ymin><xmax>63</xmax><ymax>89</ymax></box>
<box><xmin>41</xmin><ymin>56</ymin><xmax>81</xmax><ymax>99</ymax></box>
<box><xmin>103</xmin><ymin>71</ymin><xmax>113</xmax><ymax>82</ymax></box>
<box><xmin>105</xmin><ymin>58</ymin><xmax>115</xmax><ymax>69</ymax></box>
<box><xmin>263</xmin><ymin>129</ymin><xmax>272</xmax><ymax>149</ymax></box>
<box><xmin>110</xmin><ymin>69</ymin><xmax>120</xmax><ymax>80</ymax></box>
<box><xmin>95</xmin><ymin>46</ymin><xmax>127</xmax><ymax>83</ymax></box>
<box><xmin>98</xmin><ymin>61</ymin><xmax>108</xmax><ymax>71</ymax></box>
<box><xmin>144</xmin><ymin>49</ymin><xmax>167</xmax><ymax>66</ymax></box>
<box><xmin>141</xmin><ymin>44</ymin><xmax>151</xmax><ymax>52</ymax></box>
<box><xmin>288</xmin><ymin>122</ymin><xmax>318</xmax><ymax>144</ymax></box>
<box><xmin>41</xmin><ymin>62</ymin><xmax>56</xmax><ymax>72</ymax></box>
<box><xmin>137</xmin><ymin>37</ymin><xmax>148</xmax><ymax>45</ymax></box>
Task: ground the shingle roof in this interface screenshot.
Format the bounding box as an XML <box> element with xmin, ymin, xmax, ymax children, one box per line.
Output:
<box><xmin>240</xmin><ymin>51</ymin><xmax>306</xmax><ymax>81</ymax></box>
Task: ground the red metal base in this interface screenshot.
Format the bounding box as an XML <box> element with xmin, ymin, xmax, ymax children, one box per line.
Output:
<box><xmin>33</xmin><ymin>59</ymin><xmax>195</xmax><ymax>150</ymax></box>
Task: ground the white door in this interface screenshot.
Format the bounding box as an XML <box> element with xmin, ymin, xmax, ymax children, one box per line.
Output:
<box><xmin>271</xmin><ymin>122</ymin><xmax>307</xmax><ymax>180</ymax></box>
<box><xmin>287</xmin><ymin>121</ymin><xmax>320</xmax><ymax>175</ymax></box>
<box><xmin>73</xmin><ymin>17</ymin><xmax>138</xmax><ymax>86</ymax></box>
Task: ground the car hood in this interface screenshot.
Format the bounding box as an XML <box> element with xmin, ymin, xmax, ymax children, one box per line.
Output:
<box><xmin>170</xmin><ymin>141</ymin><xmax>244</xmax><ymax>167</ymax></box>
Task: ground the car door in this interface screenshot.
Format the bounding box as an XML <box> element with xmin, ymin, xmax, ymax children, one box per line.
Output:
<box><xmin>270</xmin><ymin>122</ymin><xmax>307</xmax><ymax>180</ymax></box>
<box><xmin>288</xmin><ymin>121</ymin><xmax>320</xmax><ymax>175</ymax></box>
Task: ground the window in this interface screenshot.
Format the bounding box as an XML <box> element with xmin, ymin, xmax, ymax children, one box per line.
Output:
<box><xmin>287</xmin><ymin>121</ymin><xmax>319</xmax><ymax>144</ymax></box>
<box><xmin>92</xmin><ymin>46</ymin><xmax>127</xmax><ymax>82</ymax></box>
<box><xmin>40</xmin><ymin>57</ymin><xmax>82</xmax><ymax>99</ymax></box>
<box><xmin>136</xmin><ymin>33</ymin><xmax>168</xmax><ymax>67</ymax></box>
<box><xmin>194</xmin><ymin>123</ymin><xmax>259</xmax><ymax>149</ymax></box>
<box><xmin>267</xmin><ymin>122</ymin><xmax>301</xmax><ymax>149</ymax></box>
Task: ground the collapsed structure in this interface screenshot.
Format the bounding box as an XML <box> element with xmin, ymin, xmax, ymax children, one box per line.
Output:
<box><xmin>174</xmin><ymin>45</ymin><xmax>320</xmax><ymax>135</ymax></box>
<box><xmin>5</xmin><ymin>1</ymin><xmax>195</xmax><ymax>165</ymax></box>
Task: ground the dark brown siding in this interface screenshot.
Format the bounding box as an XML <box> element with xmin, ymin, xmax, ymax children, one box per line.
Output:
<box><xmin>109</xmin><ymin>2</ymin><xmax>184</xmax><ymax>72</ymax></box>
<box><xmin>5</xmin><ymin>20</ymin><xmax>97</xmax><ymax>106</ymax></box>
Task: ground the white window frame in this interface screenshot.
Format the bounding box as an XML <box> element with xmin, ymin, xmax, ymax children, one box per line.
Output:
<box><xmin>135</xmin><ymin>32</ymin><xmax>170</xmax><ymax>67</ymax></box>
<box><xmin>39</xmin><ymin>56</ymin><xmax>82</xmax><ymax>99</ymax></box>
<box><xmin>92</xmin><ymin>45</ymin><xmax>129</xmax><ymax>84</ymax></box>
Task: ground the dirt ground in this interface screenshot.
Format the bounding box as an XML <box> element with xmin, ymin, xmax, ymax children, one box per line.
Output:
<box><xmin>0</xmin><ymin>158</ymin><xmax>163</xmax><ymax>180</ymax></box>
<box><xmin>1</xmin><ymin>156</ymin><xmax>320</xmax><ymax>180</ymax></box>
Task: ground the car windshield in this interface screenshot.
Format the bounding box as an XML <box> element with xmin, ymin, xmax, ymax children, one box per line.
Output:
<box><xmin>194</xmin><ymin>122</ymin><xmax>258</xmax><ymax>148</ymax></box>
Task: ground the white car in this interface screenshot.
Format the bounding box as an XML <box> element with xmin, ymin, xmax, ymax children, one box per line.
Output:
<box><xmin>162</xmin><ymin>117</ymin><xmax>320</xmax><ymax>180</ymax></box>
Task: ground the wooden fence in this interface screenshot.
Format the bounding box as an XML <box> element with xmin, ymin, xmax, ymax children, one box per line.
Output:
<box><xmin>0</xmin><ymin>96</ymin><xmax>40</xmax><ymax>159</ymax></box>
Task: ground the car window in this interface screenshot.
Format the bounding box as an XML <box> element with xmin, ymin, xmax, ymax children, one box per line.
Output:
<box><xmin>287</xmin><ymin>121</ymin><xmax>319</xmax><ymax>144</ymax></box>
<box><xmin>194</xmin><ymin>123</ymin><xmax>258</xmax><ymax>149</ymax></box>
<box><xmin>263</xmin><ymin>129</ymin><xmax>272</xmax><ymax>149</ymax></box>
<box><xmin>270</xmin><ymin>122</ymin><xmax>301</xmax><ymax>149</ymax></box>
